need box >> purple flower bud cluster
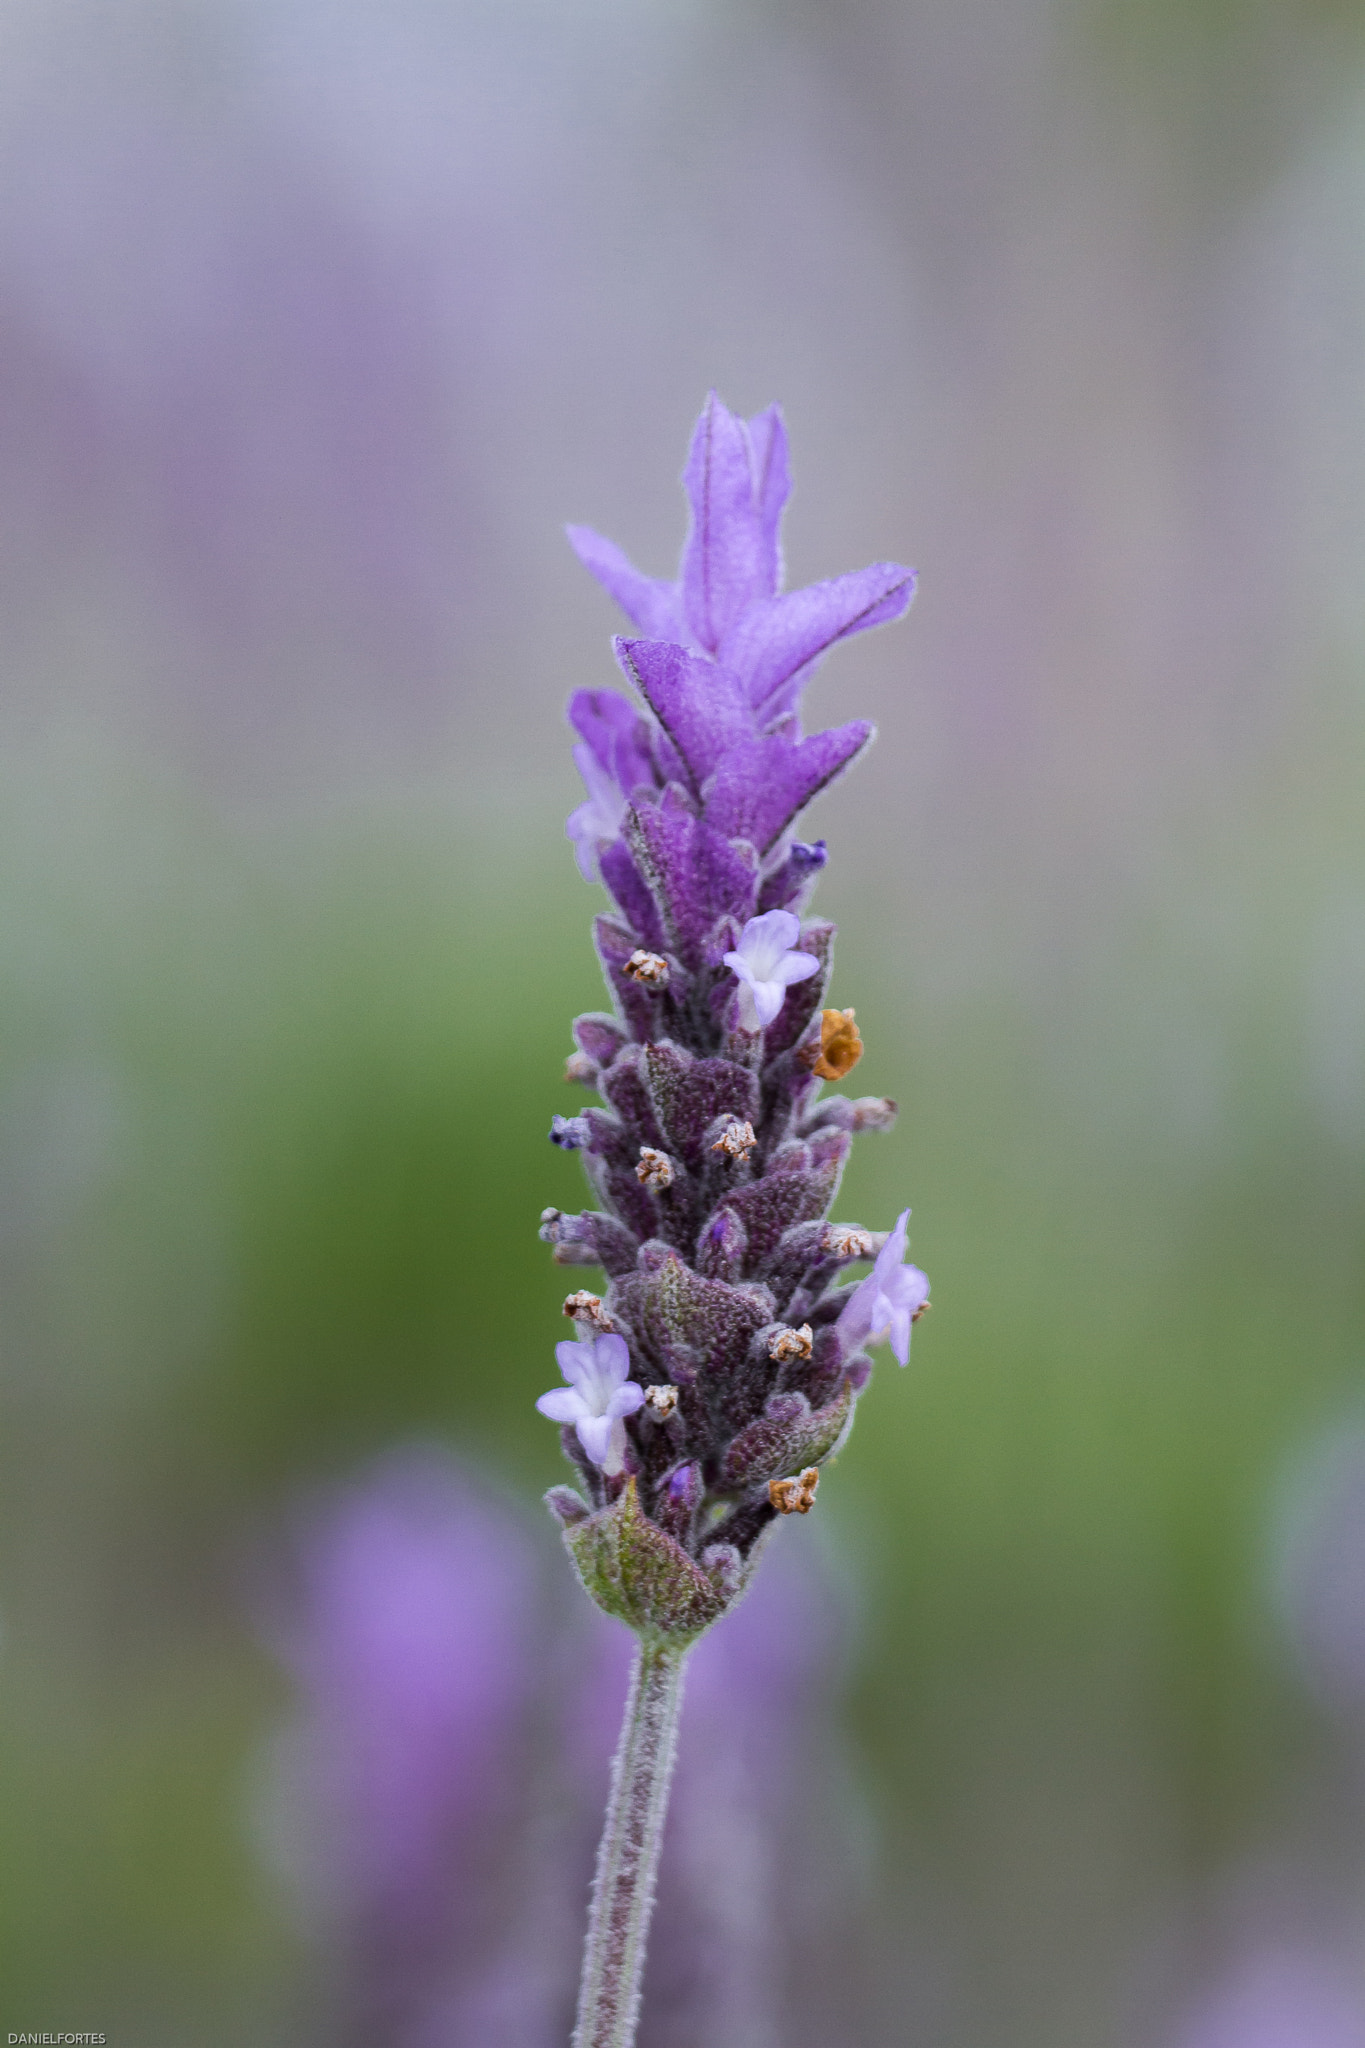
[538,394,927,1636]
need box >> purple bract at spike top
[539,391,927,1637]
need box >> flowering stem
[573,1636,689,2048]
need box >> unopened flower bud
[808,1007,863,1081]
[823,1223,878,1260]
[696,1204,747,1282]
[701,1542,744,1601]
[653,1458,702,1545]
[851,1095,898,1132]
[623,949,670,989]
[769,1467,821,1515]
[544,1484,591,1528]
[563,1050,597,1086]
[636,1146,675,1189]
[644,1383,679,1419]
[563,1289,614,1330]
[550,1114,591,1149]
[768,1323,813,1364]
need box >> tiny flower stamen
[810,1007,863,1081]
[563,1050,597,1086]
[768,1323,813,1364]
[624,949,670,989]
[563,1289,614,1331]
[644,1384,679,1419]
[636,1146,675,1189]
[823,1223,878,1260]
[711,1119,757,1162]
[769,1467,820,1515]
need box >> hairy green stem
[573,1637,689,2048]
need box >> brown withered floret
[623,949,670,989]
[768,1322,814,1364]
[636,1146,675,1190]
[769,1467,821,1515]
[644,1383,679,1420]
[823,1223,878,1260]
[810,1006,863,1081]
[711,1119,757,1163]
[563,1289,614,1330]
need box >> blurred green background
[2,0,1365,2042]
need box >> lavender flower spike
[836,1207,930,1365]
[538,1332,645,1476]
[724,909,821,1030]
[547,394,922,2048]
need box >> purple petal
[836,1273,876,1354]
[680,393,776,654]
[703,721,874,853]
[886,1304,913,1367]
[592,1332,633,1384]
[598,837,666,949]
[738,908,801,967]
[873,1209,911,1286]
[575,1413,615,1467]
[625,788,760,965]
[568,688,658,800]
[605,1381,646,1421]
[775,951,821,988]
[614,637,751,790]
[566,524,683,642]
[536,1387,584,1423]
[566,744,626,874]
[566,799,610,883]
[554,1336,597,1387]
[749,975,788,1030]
[721,563,917,721]
[746,403,791,590]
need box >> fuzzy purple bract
[540,393,926,1644]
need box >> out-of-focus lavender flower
[256,1446,868,2048]
[255,1447,562,2046]
[1275,1423,1365,1715]
[723,908,822,1031]
[537,1332,645,1475]
[836,1208,930,1366]
[1170,1943,1365,2048]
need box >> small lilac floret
[566,741,629,882]
[537,1331,645,1475]
[723,909,820,1032]
[836,1208,929,1366]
